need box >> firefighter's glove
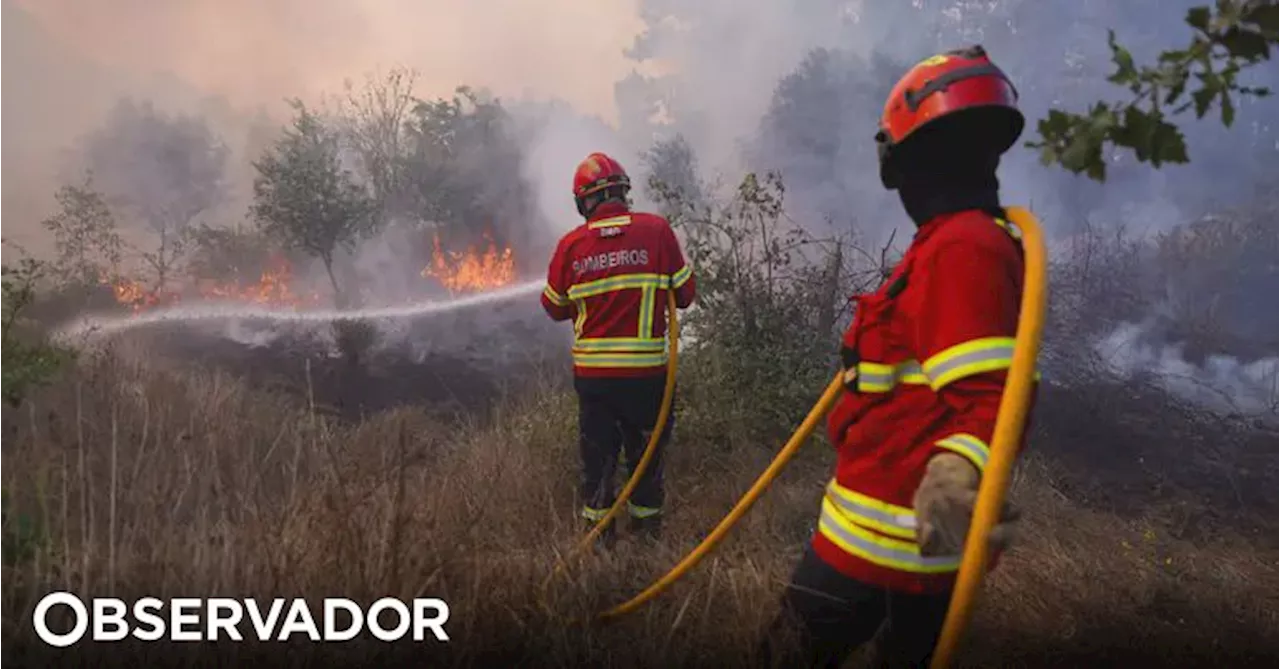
[912,453,1019,558]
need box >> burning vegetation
[98,232,519,315]
[100,255,322,313]
[422,232,517,295]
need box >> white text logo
[32,592,450,646]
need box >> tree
[1032,0,1277,181]
[40,175,124,287]
[1,255,73,407]
[334,67,419,224]
[184,223,277,286]
[640,134,708,220]
[81,99,230,290]
[748,48,905,232]
[251,100,377,308]
[401,87,534,255]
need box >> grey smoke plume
[1094,320,1279,421]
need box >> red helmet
[876,45,1024,189]
[573,152,631,216]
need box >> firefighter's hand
[912,453,1019,558]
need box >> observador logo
[32,592,450,646]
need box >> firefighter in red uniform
[758,46,1038,668]
[541,152,696,547]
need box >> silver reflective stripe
[825,483,918,534]
[818,511,960,571]
[925,344,1014,384]
[936,433,990,469]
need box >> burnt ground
[70,297,1280,536]
[86,297,575,423]
[1030,378,1278,541]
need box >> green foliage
[331,73,537,269]
[654,171,888,442]
[1032,0,1277,181]
[40,176,124,287]
[251,99,378,304]
[1,257,74,407]
[641,134,707,220]
[184,223,277,284]
[401,87,531,249]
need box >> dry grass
[2,343,1276,668]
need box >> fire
[102,277,179,313]
[102,255,321,313]
[421,232,516,294]
[195,256,321,308]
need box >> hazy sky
[11,0,650,119]
[1,0,666,252]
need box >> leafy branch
[1031,0,1277,181]
[1,255,74,407]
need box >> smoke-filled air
[2,0,1276,666]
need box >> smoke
[1,0,647,251]
[6,0,1277,413]
[1094,320,1279,421]
[509,100,644,239]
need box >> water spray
[54,279,546,342]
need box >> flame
[421,233,516,294]
[102,255,321,313]
[100,276,179,313]
[195,255,321,307]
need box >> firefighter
[540,152,696,548]
[757,46,1039,668]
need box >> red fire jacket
[541,202,696,378]
[812,208,1039,595]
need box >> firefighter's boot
[628,514,662,543]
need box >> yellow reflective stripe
[935,433,990,472]
[825,480,917,540]
[671,264,692,289]
[564,271,682,362]
[567,273,665,299]
[587,215,632,229]
[543,284,569,307]
[818,498,960,573]
[847,360,930,393]
[573,297,587,337]
[582,506,608,521]
[638,285,656,337]
[573,351,667,368]
[923,337,1016,390]
[574,337,666,352]
[628,502,661,519]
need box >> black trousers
[574,375,673,521]
[757,546,953,669]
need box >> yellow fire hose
[593,205,1047,669]
[540,290,680,594]
[598,371,845,620]
[929,206,1047,667]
